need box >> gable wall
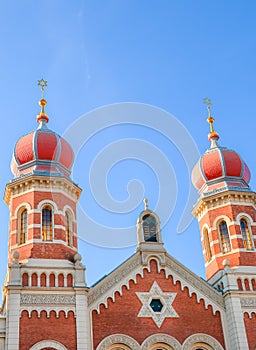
[91,260,225,349]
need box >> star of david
[37,78,48,89]
[136,281,178,328]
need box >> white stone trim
[136,281,178,328]
[182,333,224,350]
[235,213,254,225]
[13,202,32,216]
[76,291,90,350]
[5,292,20,350]
[10,186,79,201]
[89,252,224,315]
[224,295,249,350]
[141,333,181,350]
[96,334,140,350]
[63,205,76,218]
[30,340,68,350]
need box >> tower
[2,80,89,350]
[192,100,256,349]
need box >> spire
[37,78,49,124]
[143,198,149,211]
[203,98,219,147]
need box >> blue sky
[0,1,256,287]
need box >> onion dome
[192,99,251,196]
[11,79,74,178]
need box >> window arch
[240,218,253,250]
[19,208,28,245]
[219,220,231,253]
[142,214,157,242]
[203,228,212,262]
[42,205,53,241]
[65,211,73,246]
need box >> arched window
[203,228,212,262]
[240,219,253,250]
[42,205,53,241]
[19,209,28,245]
[219,220,231,253]
[142,214,157,242]
[65,211,72,246]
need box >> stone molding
[96,334,140,350]
[96,333,224,350]
[5,175,81,205]
[29,340,68,350]
[193,191,256,220]
[141,334,181,350]
[21,294,76,305]
[182,333,224,350]
[241,297,256,310]
[89,252,224,314]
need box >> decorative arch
[29,340,67,350]
[182,333,224,350]
[141,334,181,350]
[212,215,231,230]
[96,334,140,350]
[236,212,253,225]
[14,202,31,216]
[37,199,58,212]
[62,205,75,219]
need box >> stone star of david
[136,281,178,328]
[37,78,48,89]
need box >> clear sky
[0,1,256,288]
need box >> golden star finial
[36,78,49,124]
[37,78,48,99]
[203,98,219,143]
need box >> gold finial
[37,78,49,123]
[143,198,149,210]
[203,98,219,142]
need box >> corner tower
[2,80,89,350]
[192,99,256,281]
[5,79,81,263]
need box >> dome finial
[203,98,219,145]
[143,198,149,211]
[37,78,49,124]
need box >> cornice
[4,175,82,205]
[88,250,224,314]
[193,190,256,219]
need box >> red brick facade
[19,310,77,350]
[92,260,225,349]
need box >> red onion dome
[11,95,74,178]
[192,145,251,193]
[192,101,251,195]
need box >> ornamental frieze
[240,297,256,308]
[20,294,76,305]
